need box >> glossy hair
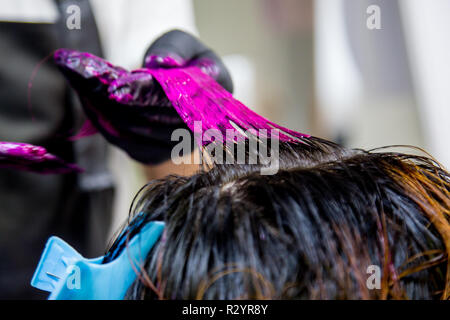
[105,137,450,299]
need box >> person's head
[105,137,450,299]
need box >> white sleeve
[0,0,58,23]
[90,0,198,69]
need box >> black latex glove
[55,29,233,164]
[143,29,233,93]
[0,141,82,174]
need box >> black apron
[0,0,114,299]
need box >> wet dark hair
[104,137,450,299]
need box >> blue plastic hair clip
[30,221,164,300]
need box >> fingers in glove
[143,29,233,93]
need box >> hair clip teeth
[30,236,82,293]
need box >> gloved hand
[0,142,82,174]
[55,29,233,165]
